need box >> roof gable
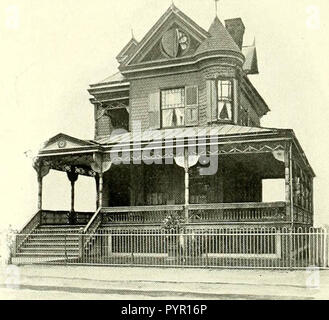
[41,133,96,152]
[122,4,209,67]
[116,38,139,64]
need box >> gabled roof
[116,37,139,64]
[194,16,242,56]
[123,4,209,67]
[40,133,98,154]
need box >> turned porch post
[91,153,111,209]
[184,150,189,222]
[95,175,100,210]
[67,169,79,212]
[98,171,103,208]
[284,142,294,229]
[174,149,199,223]
[37,173,43,211]
[33,160,50,212]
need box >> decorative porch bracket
[174,150,199,222]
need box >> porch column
[37,173,43,211]
[95,175,100,210]
[184,151,189,222]
[174,150,199,223]
[33,160,50,211]
[98,172,103,208]
[91,153,112,209]
[67,169,79,212]
[285,143,294,228]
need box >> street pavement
[0,264,328,300]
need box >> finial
[131,28,135,40]
[171,0,175,8]
[252,37,256,46]
[214,0,219,17]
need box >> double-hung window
[161,88,185,128]
[217,80,233,121]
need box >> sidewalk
[0,265,328,300]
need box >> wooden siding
[240,91,261,126]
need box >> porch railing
[40,210,94,225]
[294,205,313,225]
[100,202,287,225]
[81,208,103,258]
[15,210,42,252]
[189,202,287,223]
[101,205,184,225]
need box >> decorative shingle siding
[95,105,113,138]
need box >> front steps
[13,225,85,264]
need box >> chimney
[225,18,245,49]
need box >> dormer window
[217,79,233,121]
[161,88,185,127]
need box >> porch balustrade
[37,202,313,227]
[100,202,291,225]
[101,205,184,225]
[293,205,313,225]
[40,210,94,225]
[189,202,287,223]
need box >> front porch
[29,126,314,231]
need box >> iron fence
[10,227,329,269]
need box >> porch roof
[36,125,315,177]
[96,124,276,145]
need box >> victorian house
[13,4,315,265]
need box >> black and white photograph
[0,0,329,303]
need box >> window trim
[160,87,186,129]
[216,77,235,123]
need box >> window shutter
[185,86,198,126]
[206,79,217,123]
[148,91,160,129]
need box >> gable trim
[121,52,244,75]
[41,133,98,151]
[125,6,209,67]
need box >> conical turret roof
[195,16,241,56]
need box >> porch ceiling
[221,153,284,179]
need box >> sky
[0,0,328,229]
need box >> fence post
[205,233,208,268]
[324,226,329,268]
[289,228,294,269]
[131,233,134,265]
[79,234,84,261]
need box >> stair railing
[15,210,42,252]
[80,207,102,258]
